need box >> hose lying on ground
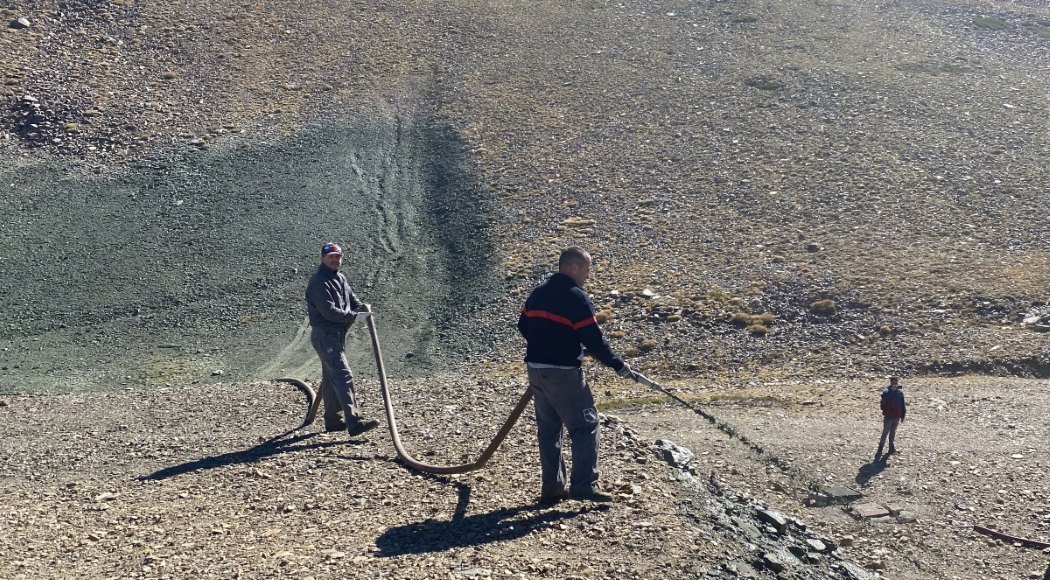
[973,524,1050,549]
[276,309,533,475]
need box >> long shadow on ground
[141,431,351,481]
[375,503,605,556]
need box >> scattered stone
[756,508,789,533]
[10,17,31,29]
[650,439,694,469]
[806,538,828,553]
[896,511,918,524]
[760,547,800,573]
[852,502,891,519]
[824,485,863,504]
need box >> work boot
[538,488,569,506]
[324,419,347,433]
[887,446,897,455]
[347,418,380,437]
[571,486,615,503]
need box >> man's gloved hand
[355,310,372,321]
[616,362,637,380]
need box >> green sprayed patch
[973,16,1011,31]
[733,15,759,24]
[895,62,971,75]
[1025,24,1050,40]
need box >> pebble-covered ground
[1,0,1048,578]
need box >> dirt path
[619,376,1050,579]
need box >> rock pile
[623,422,878,579]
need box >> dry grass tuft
[595,309,613,323]
[810,299,837,316]
[746,324,770,336]
[731,312,751,326]
[752,312,775,326]
[639,338,658,352]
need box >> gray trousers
[877,417,901,455]
[527,366,600,496]
[310,327,361,427]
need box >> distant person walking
[517,247,637,504]
[305,242,380,437]
[875,376,906,459]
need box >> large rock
[756,508,790,533]
[649,439,694,469]
[852,502,891,519]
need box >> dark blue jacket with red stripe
[517,272,626,371]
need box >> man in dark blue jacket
[875,376,906,459]
[518,247,636,503]
[306,242,380,438]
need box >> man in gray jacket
[306,242,380,437]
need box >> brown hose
[275,309,533,475]
[274,376,320,429]
[973,524,1050,549]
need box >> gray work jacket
[305,263,363,333]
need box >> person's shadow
[140,429,352,481]
[375,499,604,556]
[855,455,889,487]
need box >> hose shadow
[375,503,603,557]
[399,469,474,521]
[140,429,348,481]
[640,382,816,487]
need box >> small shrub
[810,299,837,316]
[639,339,658,352]
[747,324,770,336]
[733,15,758,24]
[624,346,641,357]
[609,330,625,339]
[595,309,613,323]
[731,312,752,326]
[878,325,892,336]
[666,314,682,322]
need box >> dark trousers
[310,327,361,427]
[527,366,600,496]
[876,417,901,456]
